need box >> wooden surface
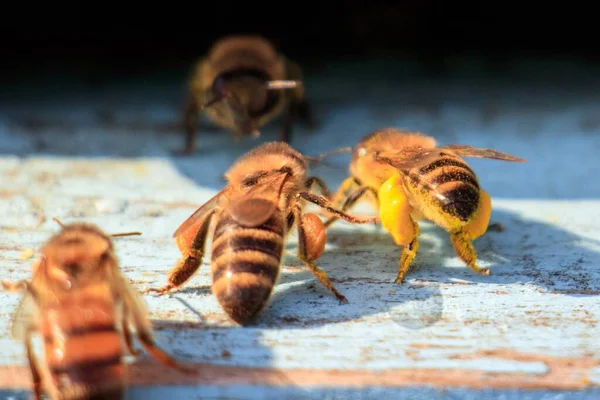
[0,61,599,399]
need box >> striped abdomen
[210,210,285,325]
[41,293,125,399]
[409,155,480,222]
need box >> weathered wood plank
[0,157,598,392]
[0,71,599,398]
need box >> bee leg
[182,96,200,155]
[2,282,44,399]
[451,189,493,276]
[300,213,327,261]
[305,176,331,198]
[122,289,196,374]
[324,186,373,228]
[396,223,420,284]
[294,204,347,304]
[321,177,377,227]
[298,191,378,225]
[135,331,196,374]
[488,222,504,232]
[145,213,214,295]
[25,328,43,400]
[121,305,141,357]
[1,280,41,303]
[283,98,314,135]
[122,320,141,357]
[283,56,315,129]
[145,250,205,295]
[1,279,30,292]
[450,231,490,276]
[377,176,421,284]
[294,98,315,128]
[330,177,358,207]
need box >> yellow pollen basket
[377,175,415,246]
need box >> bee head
[41,224,113,289]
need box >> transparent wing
[439,145,527,162]
[112,265,197,373]
[172,188,230,239]
[375,144,526,171]
[112,266,153,336]
[374,147,445,171]
[228,171,288,227]
[10,289,38,340]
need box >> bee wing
[374,147,445,171]
[438,145,527,162]
[172,187,231,239]
[7,261,47,340]
[228,171,289,227]
[111,267,153,335]
[9,288,39,340]
[375,144,526,172]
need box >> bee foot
[337,296,349,305]
[1,279,27,292]
[144,286,173,296]
[488,223,504,232]
[130,348,142,357]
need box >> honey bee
[182,35,312,154]
[2,218,193,400]
[324,128,526,283]
[146,142,377,325]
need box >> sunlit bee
[182,35,312,154]
[325,128,526,283]
[2,219,193,400]
[147,142,377,325]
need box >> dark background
[2,3,598,84]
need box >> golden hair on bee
[181,35,314,154]
[325,127,526,283]
[2,219,193,400]
[147,141,377,325]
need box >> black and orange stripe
[210,210,285,325]
[410,154,481,221]
[41,295,126,399]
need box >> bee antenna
[110,231,142,238]
[266,80,302,90]
[304,147,353,171]
[306,147,353,163]
[52,217,66,229]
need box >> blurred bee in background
[182,35,313,154]
[2,219,193,400]
[324,128,526,283]
[147,142,377,325]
